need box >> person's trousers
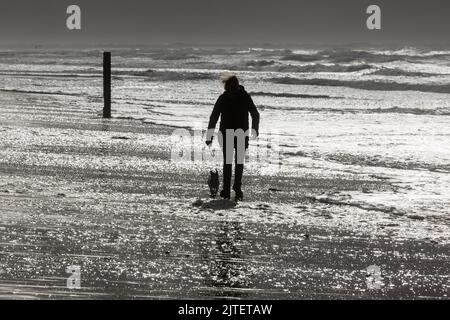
[220,131,249,192]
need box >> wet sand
[0,91,448,299]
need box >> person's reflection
[203,220,250,298]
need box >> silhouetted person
[206,75,260,201]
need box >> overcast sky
[0,0,449,46]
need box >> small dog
[207,169,219,198]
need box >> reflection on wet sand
[202,220,249,299]
[194,199,251,298]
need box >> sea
[1,45,450,234]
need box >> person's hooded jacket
[207,85,260,140]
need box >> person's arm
[206,96,222,145]
[248,95,260,137]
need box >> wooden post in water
[103,52,111,118]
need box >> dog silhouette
[208,169,219,198]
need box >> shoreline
[0,91,448,299]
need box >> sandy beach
[0,89,448,299]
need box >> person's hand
[251,130,259,140]
[205,139,213,146]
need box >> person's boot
[233,186,243,202]
[220,189,231,200]
[233,163,244,201]
[221,162,232,200]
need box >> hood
[224,85,247,98]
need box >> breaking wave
[369,68,445,77]
[0,88,82,96]
[245,60,277,67]
[249,92,340,99]
[281,53,323,62]
[269,77,450,94]
[258,63,372,73]
[124,69,216,81]
[281,49,450,64]
[286,63,372,73]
